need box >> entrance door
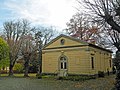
[59,56,68,76]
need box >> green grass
[0,74,115,90]
[0,73,36,77]
[0,73,55,79]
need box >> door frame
[58,55,68,76]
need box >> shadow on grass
[0,73,37,79]
[0,73,56,80]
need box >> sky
[0,0,78,31]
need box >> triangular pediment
[43,34,88,49]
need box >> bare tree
[34,26,56,78]
[18,20,38,77]
[3,20,28,76]
[34,31,42,78]
[79,0,120,89]
[3,19,56,77]
[102,29,120,49]
[66,12,101,44]
[21,26,56,77]
[21,34,37,77]
[80,0,120,33]
[36,26,56,46]
[94,27,120,54]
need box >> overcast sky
[0,0,78,31]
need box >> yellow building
[42,34,112,76]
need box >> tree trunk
[8,59,16,76]
[37,64,42,75]
[24,57,29,77]
[9,64,14,76]
[36,46,42,75]
[36,46,42,79]
[24,65,29,77]
[115,68,120,89]
[105,16,120,33]
[115,50,120,89]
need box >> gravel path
[0,75,115,90]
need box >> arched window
[60,56,67,69]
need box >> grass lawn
[0,73,36,77]
[0,74,115,90]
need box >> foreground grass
[0,74,115,90]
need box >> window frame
[91,57,94,69]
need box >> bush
[98,71,104,77]
[13,63,24,73]
[28,65,38,73]
[57,75,96,81]
[0,70,8,74]
[36,74,42,79]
